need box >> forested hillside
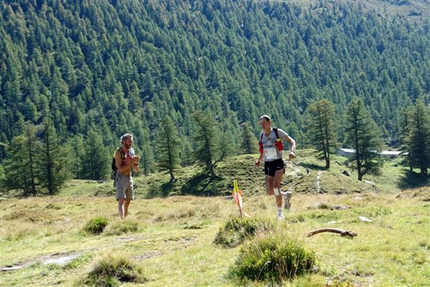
[1,0,429,181]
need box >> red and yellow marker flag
[232,180,250,218]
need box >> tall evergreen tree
[344,98,383,181]
[81,129,110,180]
[38,117,71,194]
[240,122,259,155]
[404,99,430,177]
[192,111,226,180]
[3,123,40,196]
[3,135,34,196]
[306,99,337,169]
[181,139,193,167]
[65,134,86,179]
[157,115,181,181]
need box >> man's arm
[284,135,296,159]
[132,156,140,172]
[255,152,264,166]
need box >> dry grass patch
[0,177,428,287]
[77,253,147,286]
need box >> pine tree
[404,99,430,177]
[306,99,337,169]
[65,134,86,179]
[3,123,41,196]
[81,129,110,180]
[38,117,71,194]
[344,98,383,181]
[157,115,181,181]
[240,122,259,155]
[192,111,227,180]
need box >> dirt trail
[316,171,321,193]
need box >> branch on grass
[307,228,357,238]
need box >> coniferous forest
[0,0,429,192]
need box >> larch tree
[38,117,71,195]
[306,99,337,169]
[192,111,227,180]
[344,98,383,181]
[157,115,181,182]
[3,123,40,196]
[404,99,430,177]
[65,134,85,179]
[240,122,259,155]
[81,129,110,180]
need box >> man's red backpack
[259,128,284,154]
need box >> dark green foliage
[403,99,430,177]
[344,99,384,181]
[65,135,85,179]
[240,122,259,155]
[81,254,147,286]
[3,125,40,196]
[0,0,429,187]
[213,216,274,248]
[38,117,71,194]
[2,120,71,196]
[230,235,316,284]
[81,129,110,180]
[306,99,338,169]
[156,115,181,181]
[192,111,227,180]
[83,216,109,235]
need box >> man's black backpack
[111,148,125,178]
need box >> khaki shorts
[115,173,134,200]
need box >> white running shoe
[282,191,292,209]
[277,210,284,220]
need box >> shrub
[80,254,147,286]
[83,216,109,235]
[229,234,316,284]
[104,220,140,235]
[213,216,273,248]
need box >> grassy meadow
[0,152,429,286]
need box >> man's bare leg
[118,198,125,219]
[124,200,131,218]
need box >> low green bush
[104,220,140,235]
[79,254,147,286]
[230,234,316,284]
[214,217,274,248]
[213,216,274,248]
[83,216,109,235]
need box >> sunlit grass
[1,152,428,286]
[1,191,428,286]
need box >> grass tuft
[78,254,147,286]
[103,220,140,236]
[83,216,109,235]
[213,216,274,248]
[229,233,316,284]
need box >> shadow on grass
[299,163,327,171]
[180,173,226,196]
[397,170,429,189]
[159,181,174,197]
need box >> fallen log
[307,228,357,238]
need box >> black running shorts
[264,158,285,177]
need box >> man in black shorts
[255,115,296,220]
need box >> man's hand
[288,151,296,160]
[132,156,140,164]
